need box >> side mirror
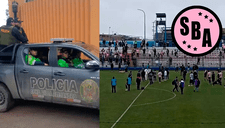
[85,60,99,70]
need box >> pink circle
[174,8,220,54]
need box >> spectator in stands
[143,47,146,56]
[127,58,130,67]
[166,49,169,57]
[148,49,151,58]
[133,39,137,48]
[103,40,106,47]
[169,56,172,67]
[136,48,139,57]
[153,47,156,58]
[197,57,200,65]
[146,41,149,49]
[175,50,178,57]
[125,44,128,54]
[111,62,114,71]
[133,57,137,67]
[109,40,112,47]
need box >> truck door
[15,46,53,102]
[52,46,99,108]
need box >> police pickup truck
[0,39,99,112]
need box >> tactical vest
[0,25,18,45]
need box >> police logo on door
[80,79,99,103]
[171,6,222,56]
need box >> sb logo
[172,6,222,56]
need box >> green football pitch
[100,70,225,128]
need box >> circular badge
[80,79,99,103]
[171,6,222,56]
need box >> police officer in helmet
[11,18,28,44]
[0,17,18,50]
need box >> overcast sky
[100,0,225,39]
[0,0,8,26]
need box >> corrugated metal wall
[8,0,99,48]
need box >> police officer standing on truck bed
[11,19,28,44]
[0,17,18,50]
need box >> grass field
[100,70,225,128]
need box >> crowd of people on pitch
[111,66,224,95]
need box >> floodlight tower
[155,13,166,44]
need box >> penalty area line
[110,82,150,128]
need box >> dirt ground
[0,100,99,128]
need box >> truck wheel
[0,84,14,112]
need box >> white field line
[132,88,176,107]
[110,82,150,128]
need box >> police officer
[0,17,18,50]
[11,19,28,44]
[25,48,48,66]
[58,48,69,68]
[72,51,85,69]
